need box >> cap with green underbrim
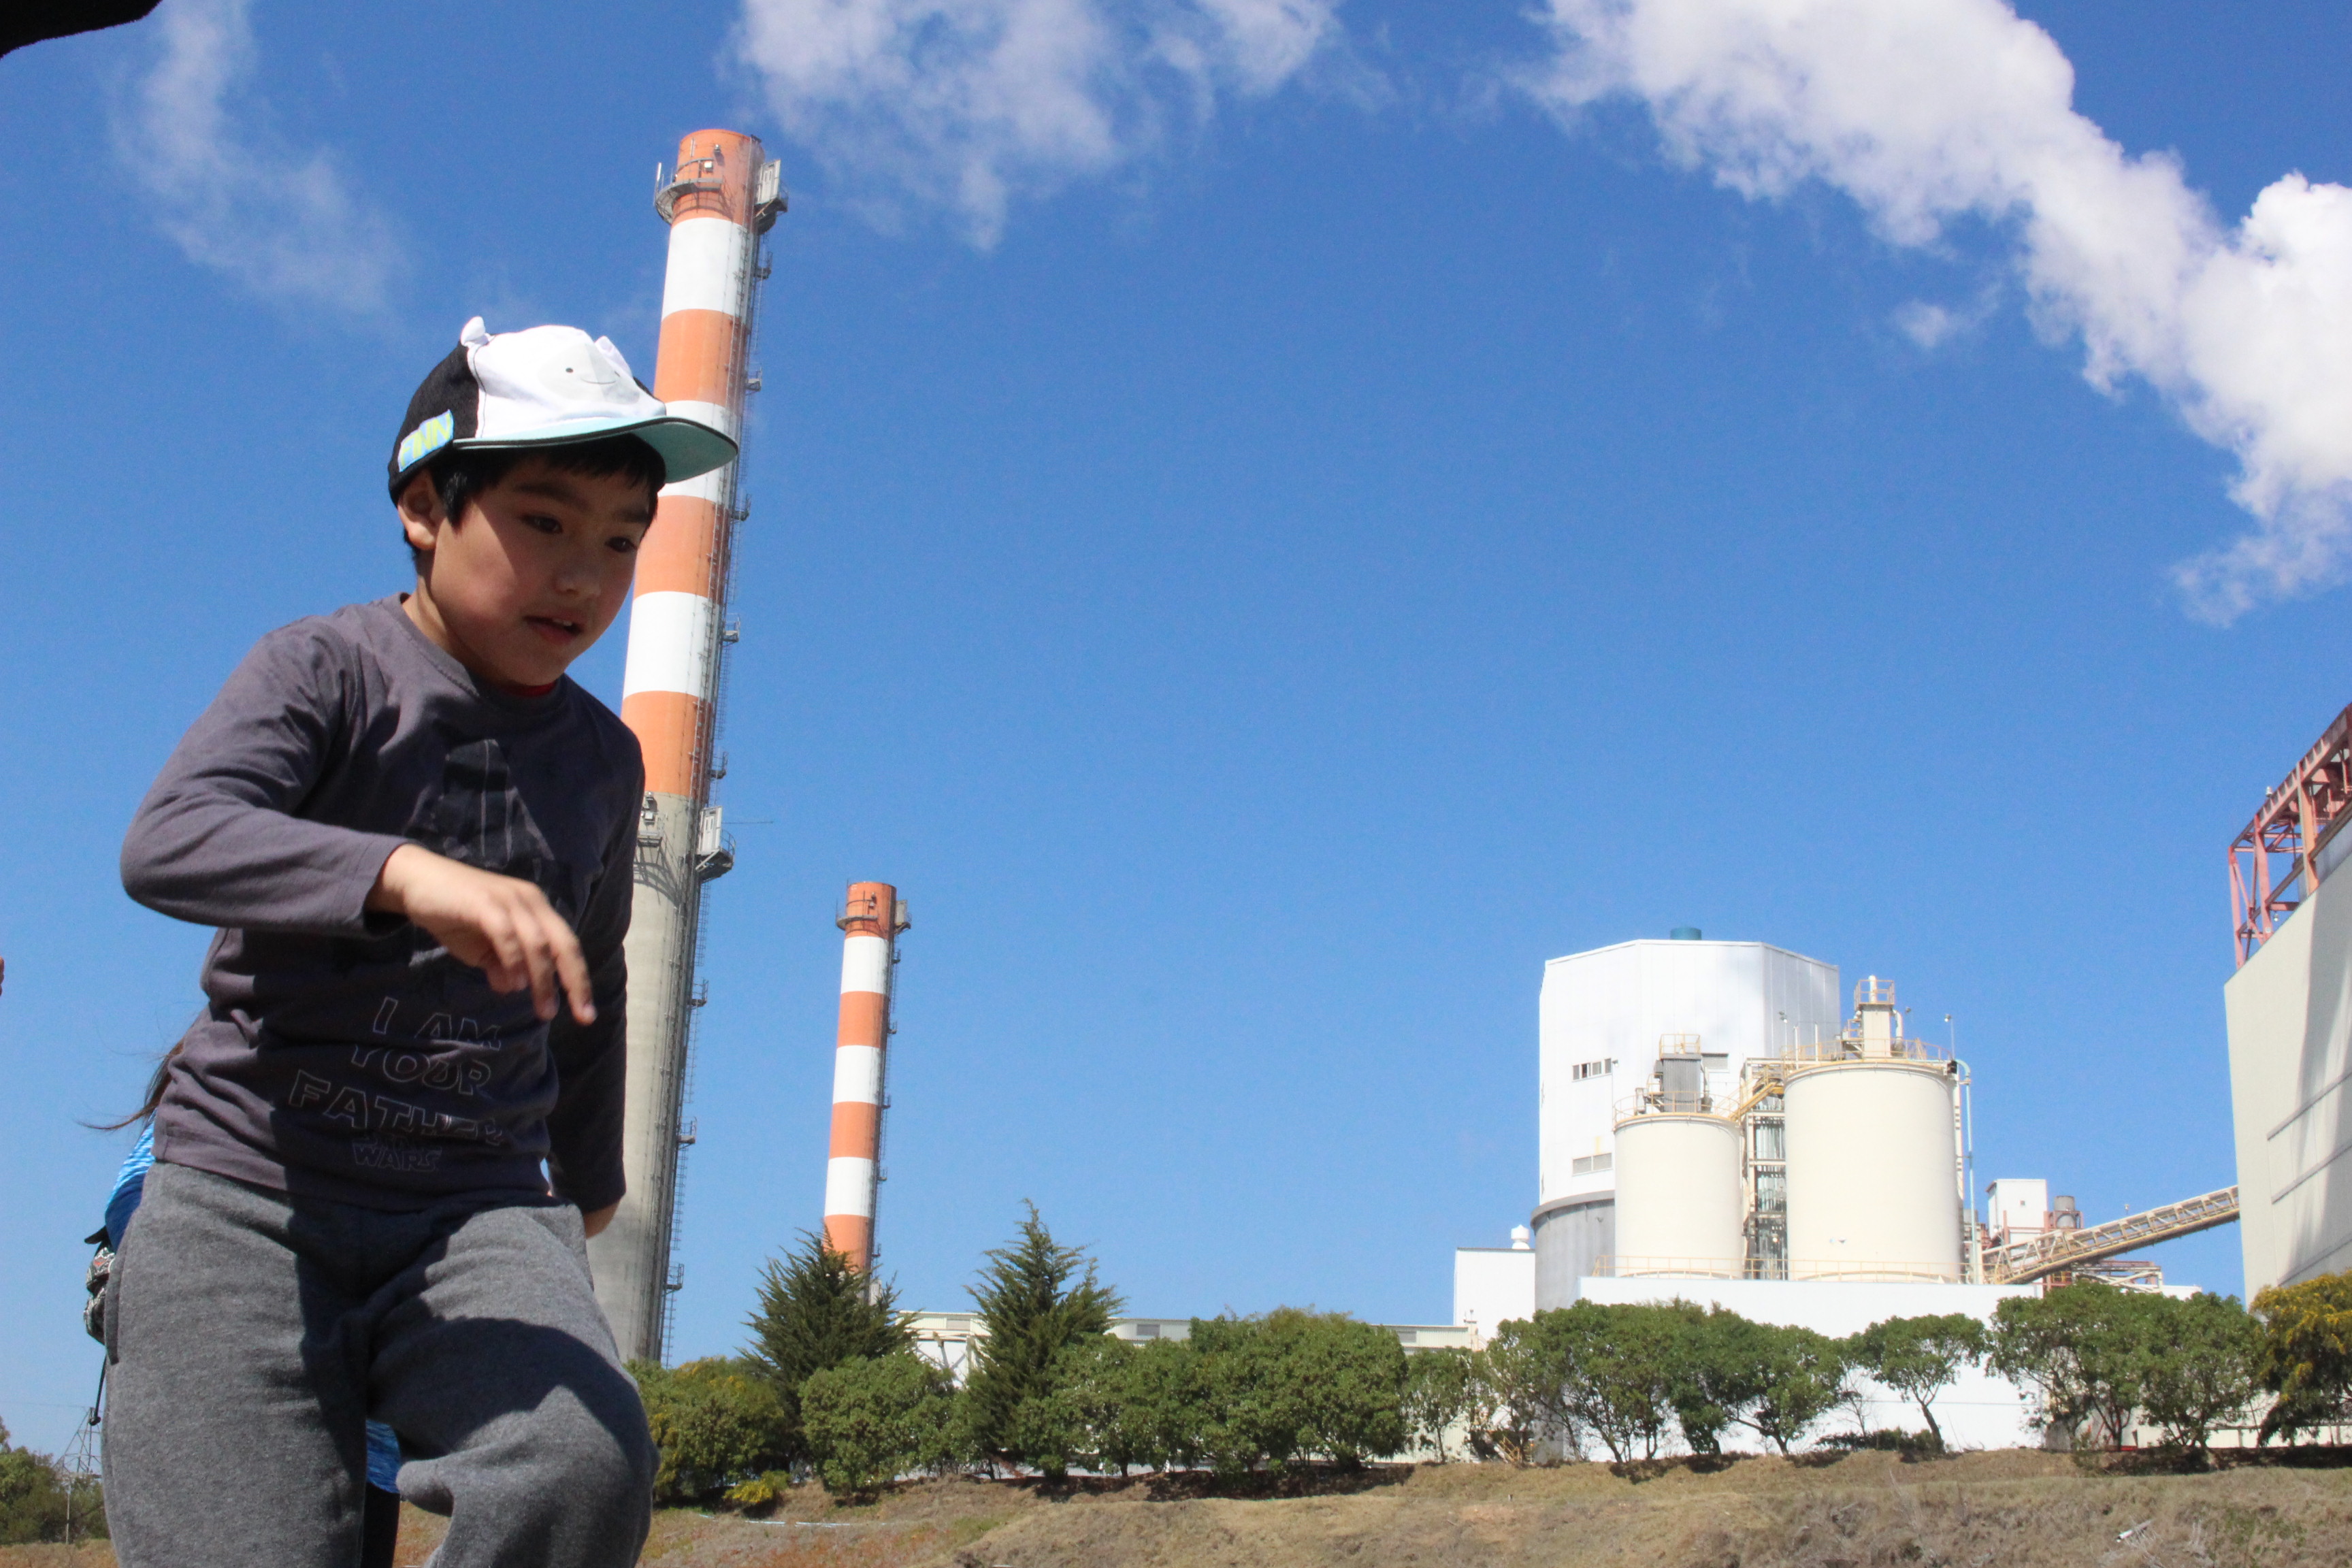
[387,316,738,499]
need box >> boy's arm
[543,798,637,1215]
[125,621,597,1024]
[122,623,408,934]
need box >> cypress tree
[742,1230,912,1462]
[966,1203,1124,1473]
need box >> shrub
[1480,1306,1854,1462]
[2136,1292,2261,1455]
[800,1352,964,1501]
[1989,1281,2160,1448]
[0,1421,103,1545]
[1188,1309,1408,1473]
[1403,1347,1490,1462]
[1032,1334,1179,1477]
[2252,1269,2352,1444]
[1116,1337,1205,1473]
[1663,1303,1763,1456]
[1537,1301,1685,1461]
[1849,1313,1988,1452]
[1735,1321,1853,1454]
[631,1358,793,1502]
[1477,1318,1569,1463]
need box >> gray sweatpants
[103,1161,655,1568]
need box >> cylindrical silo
[1612,1111,1744,1276]
[1784,1060,1961,1281]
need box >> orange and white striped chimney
[587,129,783,1364]
[825,882,909,1273]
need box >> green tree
[1477,1318,1572,1463]
[965,1205,1123,1475]
[1118,1337,1205,1472]
[1989,1281,2163,1448]
[1187,1310,1407,1472]
[1024,1335,1162,1477]
[742,1231,911,1465]
[1850,1313,1988,1452]
[2252,1270,2352,1443]
[800,1353,964,1501]
[630,1358,793,1503]
[1735,1322,1852,1454]
[0,1418,100,1546]
[1664,1305,1763,1457]
[1475,1303,1687,1462]
[1403,1348,1490,1461]
[1554,1301,1682,1461]
[2137,1292,2261,1456]
[1277,1311,1409,1467]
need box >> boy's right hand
[368,845,595,1025]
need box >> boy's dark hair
[402,434,667,566]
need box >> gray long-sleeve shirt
[122,597,642,1211]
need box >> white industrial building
[2226,819,2352,1292]
[1456,930,2078,1452]
[1477,932,1981,1312]
[1530,933,1844,1306]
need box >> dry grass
[909,1452,2352,1568]
[10,1452,2349,1568]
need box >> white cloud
[112,0,402,316]
[1892,285,1997,350]
[1525,0,2352,622]
[732,0,1345,246]
[1892,301,1961,350]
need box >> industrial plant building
[1458,928,2248,1451]
[1530,935,1844,1303]
[2225,701,2352,1294]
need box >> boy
[103,317,736,1567]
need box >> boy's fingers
[551,919,595,1026]
[418,870,590,1023]
[510,886,594,1026]
[482,907,533,998]
[515,904,562,1021]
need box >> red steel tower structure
[2230,700,2352,966]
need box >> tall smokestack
[588,129,782,1363]
[826,882,908,1273]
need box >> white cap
[389,316,738,495]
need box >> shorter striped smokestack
[825,882,907,1273]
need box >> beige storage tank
[1784,1058,1961,1281]
[1612,1110,1744,1276]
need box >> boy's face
[399,456,653,692]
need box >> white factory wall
[1454,1246,1537,1337]
[2227,845,2352,1291]
[1577,1277,2044,1452]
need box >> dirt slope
[11,1451,2350,1568]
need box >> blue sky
[3,0,2349,1450]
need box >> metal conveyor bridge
[1982,1186,2240,1286]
